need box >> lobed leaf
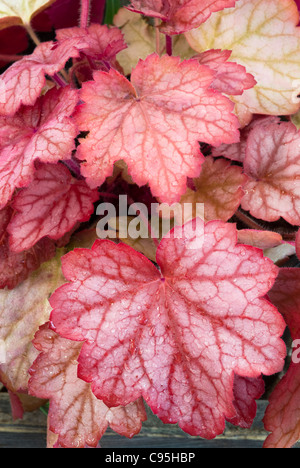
[0,251,65,393]
[264,269,300,448]
[0,206,56,289]
[186,0,300,125]
[212,116,280,163]
[127,0,237,35]
[56,24,127,68]
[195,49,256,96]
[0,86,78,208]
[241,121,300,225]
[75,53,240,204]
[50,219,285,439]
[7,163,99,252]
[29,324,147,448]
[229,375,265,429]
[0,38,86,116]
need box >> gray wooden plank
[0,394,298,448]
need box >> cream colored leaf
[186,0,300,125]
[0,250,65,393]
[0,0,55,27]
[114,8,194,75]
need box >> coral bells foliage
[1,0,300,450]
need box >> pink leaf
[7,163,99,253]
[0,38,86,116]
[264,269,300,448]
[212,116,281,163]
[29,324,147,448]
[50,219,285,439]
[241,122,300,225]
[127,0,237,34]
[0,206,55,290]
[0,86,79,209]
[56,24,127,65]
[196,49,256,96]
[228,375,265,429]
[75,54,239,204]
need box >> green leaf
[104,0,121,24]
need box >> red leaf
[7,163,99,253]
[127,0,237,34]
[264,269,300,448]
[50,219,285,439]
[56,24,127,65]
[0,206,55,290]
[0,38,85,116]
[241,122,300,225]
[0,86,78,209]
[196,49,256,96]
[228,375,265,429]
[29,324,147,448]
[76,54,239,203]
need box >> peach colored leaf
[113,8,194,75]
[186,0,300,125]
[237,230,283,251]
[127,0,237,35]
[0,0,56,29]
[7,163,99,253]
[195,49,256,96]
[0,38,85,116]
[241,122,300,225]
[29,324,147,448]
[56,24,127,67]
[264,269,300,448]
[0,251,65,393]
[177,156,247,222]
[0,205,55,289]
[0,86,78,209]
[75,54,240,204]
[50,219,285,439]
[228,375,265,429]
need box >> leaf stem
[154,19,161,55]
[80,0,91,29]
[166,35,173,56]
[24,23,41,46]
[0,54,24,62]
[235,209,264,231]
[51,73,68,88]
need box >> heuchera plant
[1,0,300,449]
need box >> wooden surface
[1,394,295,449]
